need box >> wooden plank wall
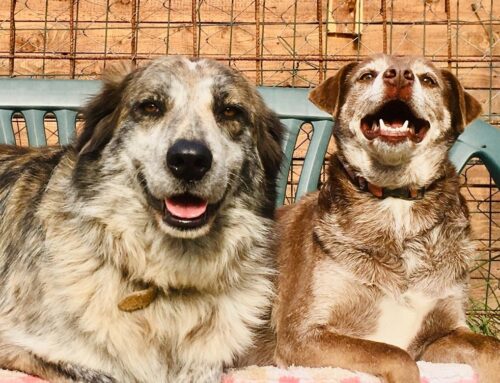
[0,0,498,334]
[0,1,497,113]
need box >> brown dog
[273,55,500,383]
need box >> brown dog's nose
[383,68,397,81]
[403,69,414,81]
[383,67,414,100]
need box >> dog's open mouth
[138,172,222,231]
[163,193,217,230]
[360,100,430,144]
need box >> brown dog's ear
[440,70,482,133]
[463,92,482,125]
[308,62,358,117]
[75,62,135,155]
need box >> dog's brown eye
[421,75,437,86]
[359,72,375,81]
[138,101,161,115]
[223,106,240,119]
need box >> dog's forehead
[127,56,248,102]
[357,55,437,75]
[137,56,236,88]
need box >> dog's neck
[338,158,427,200]
[338,142,450,190]
[324,153,455,206]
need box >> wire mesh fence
[0,0,498,335]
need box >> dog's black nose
[167,140,212,181]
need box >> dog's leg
[0,343,115,383]
[420,327,500,383]
[276,329,420,383]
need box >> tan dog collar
[118,286,159,312]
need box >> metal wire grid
[0,0,498,335]
[1,2,497,92]
[461,160,499,336]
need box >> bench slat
[0,110,14,145]
[276,119,303,205]
[23,110,47,147]
[295,120,334,201]
[54,110,79,146]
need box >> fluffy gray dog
[0,56,283,383]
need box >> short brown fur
[273,55,499,383]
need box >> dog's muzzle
[138,139,225,232]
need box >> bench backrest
[0,79,498,206]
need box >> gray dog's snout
[167,139,213,182]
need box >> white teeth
[377,118,411,137]
[373,121,380,132]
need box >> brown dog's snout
[383,67,414,101]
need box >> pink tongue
[165,198,208,219]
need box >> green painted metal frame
[0,79,498,207]
[0,79,101,146]
[449,119,500,188]
[258,87,333,205]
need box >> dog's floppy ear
[256,107,284,183]
[308,62,358,117]
[441,70,482,133]
[75,62,135,155]
[254,104,284,212]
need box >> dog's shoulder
[275,191,322,260]
[0,145,68,207]
[274,191,328,322]
[0,144,67,179]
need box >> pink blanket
[222,362,478,383]
[0,362,478,383]
[0,370,46,383]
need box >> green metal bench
[0,79,499,207]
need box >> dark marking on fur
[75,69,139,155]
[33,355,116,383]
[409,301,460,359]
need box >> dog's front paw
[421,328,500,383]
[381,351,420,383]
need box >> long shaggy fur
[0,56,283,383]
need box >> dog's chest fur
[308,175,471,353]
